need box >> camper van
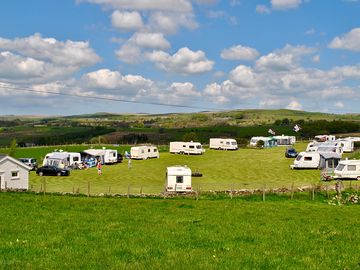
[43,151,81,169]
[209,138,238,150]
[130,145,159,160]
[334,160,360,180]
[166,166,192,192]
[169,142,204,155]
[273,135,296,145]
[291,151,341,170]
[249,137,277,148]
[82,148,118,164]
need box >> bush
[256,140,265,148]
[237,138,249,148]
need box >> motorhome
[249,137,277,148]
[314,135,336,142]
[165,166,192,192]
[209,138,238,150]
[334,159,360,180]
[130,145,159,160]
[169,142,204,155]
[291,151,341,170]
[273,135,296,145]
[43,151,81,169]
[82,148,118,164]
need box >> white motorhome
[336,139,354,153]
[82,148,117,164]
[273,135,296,145]
[43,151,81,169]
[209,138,238,150]
[314,135,336,142]
[291,152,341,170]
[334,160,360,180]
[169,141,204,155]
[165,166,192,192]
[130,145,159,160]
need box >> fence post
[262,185,266,202]
[0,178,2,192]
[43,179,46,195]
[140,186,143,195]
[312,185,315,201]
[108,186,111,194]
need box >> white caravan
[169,141,204,155]
[43,151,81,169]
[82,148,117,164]
[130,145,159,160]
[291,152,341,170]
[166,166,192,192]
[306,141,343,154]
[273,135,296,145]
[249,137,277,148]
[335,139,354,153]
[209,138,238,150]
[334,160,360,180]
[314,135,336,142]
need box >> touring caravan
[314,135,336,142]
[43,151,81,169]
[169,142,204,155]
[334,160,360,180]
[249,137,277,148]
[273,135,296,146]
[306,141,343,154]
[209,138,238,150]
[291,152,341,170]
[130,145,159,160]
[336,139,354,153]
[165,166,192,192]
[82,148,118,164]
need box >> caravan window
[196,145,202,149]
[73,157,79,162]
[226,142,230,145]
[231,142,237,145]
[336,164,345,171]
[296,155,302,161]
[304,156,312,161]
[348,165,357,171]
[176,176,183,183]
[189,145,195,149]
[148,149,151,152]
[154,148,157,152]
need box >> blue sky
[0,0,360,115]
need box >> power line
[0,84,220,111]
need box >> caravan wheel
[357,176,360,180]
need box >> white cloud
[329,28,360,52]
[77,0,193,13]
[229,65,256,88]
[170,82,200,96]
[111,11,144,31]
[129,32,170,49]
[0,33,100,67]
[256,5,271,14]
[221,45,259,61]
[312,55,320,62]
[271,0,302,10]
[146,47,214,75]
[335,102,344,108]
[286,100,302,110]
[116,44,142,64]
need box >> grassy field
[1,192,359,269]
[0,143,343,195]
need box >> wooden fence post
[43,179,46,195]
[140,186,143,195]
[312,185,315,201]
[108,186,111,194]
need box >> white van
[334,160,360,180]
[209,138,238,150]
[169,141,204,155]
[166,166,192,192]
[130,145,159,160]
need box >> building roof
[0,154,32,170]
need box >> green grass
[0,192,359,269]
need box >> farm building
[0,154,31,190]
[166,166,192,192]
[130,145,159,160]
[249,137,277,148]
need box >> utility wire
[0,84,220,111]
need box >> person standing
[97,160,102,175]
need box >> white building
[209,138,238,150]
[166,166,192,192]
[0,155,31,190]
[130,145,159,160]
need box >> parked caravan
[306,141,343,154]
[249,137,277,148]
[169,142,204,155]
[314,135,336,142]
[291,152,341,169]
[209,138,238,150]
[273,135,296,145]
[334,160,360,180]
[336,139,354,153]
[166,166,192,192]
[130,145,159,160]
[82,148,118,164]
[43,151,81,169]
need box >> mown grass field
[1,192,359,269]
[1,143,349,195]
